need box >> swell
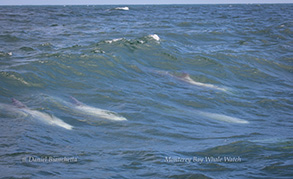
[1,32,290,92]
[0,34,160,89]
[1,33,291,118]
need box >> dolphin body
[151,69,227,92]
[197,110,249,124]
[175,73,227,92]
[69,96,127,121]
[0,102,28,117]
[11,98,73,130]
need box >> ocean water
[0,4,292,178]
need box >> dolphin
[0,102,28,117]
[197,110,249,124]
[12,98,27,108]
[150,69,227,92]
[69,96,127,121]
[11,98,73,130]
[175,73,227,92]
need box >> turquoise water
[0,4,292,178]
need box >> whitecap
[148,34,160,41]
[105,38,123,44]
[115,7,129,11]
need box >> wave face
[0,4,293,178]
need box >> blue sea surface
[0,4,292,178]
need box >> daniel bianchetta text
[165,156,242,163]
[22,156,78,163]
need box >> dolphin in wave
[11,98,73,130]
[175,73,227,92]
[151,69,227,92]
[69,96,127,121]
[196,110,249,124]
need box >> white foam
[148,34,160,41]
[105,38,123,44]
[115,7,129,11]
[138,40,144,44]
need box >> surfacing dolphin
[173,73,228,92]
[69,96,127,121]
[197,110,249,124]
[11,98,73,130]
[151,69,227,92]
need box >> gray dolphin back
[11,98,27,108]
[69,96,83,106]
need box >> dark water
[0,4,293,178]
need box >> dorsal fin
[181,72,189,78]
[69,96,83,106]
[11,98,27,108]
[176,72,189,79]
